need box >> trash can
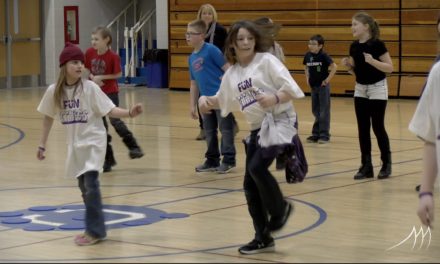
[143,49,168,88]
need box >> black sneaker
[238,238,275,255]
[129,147,144,159]
[216,163,235,174]
[103,160,116,173]
[233,122,240,137]
[195,162,218,172]
[268,201,293,232]
[306,136,318,143]
[103,163,112,173]
[415,185,421,192]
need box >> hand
[190,106,198,120]
[91,75,105,87]
[340,57,351,67]
[198,96,213,114]
[417,195,434,228]
[363,52,374,64]
[37,146,46,160]
[129,104,143,117]
[321,79,329,87]
[256,93,277,108]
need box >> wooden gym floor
[0,86,438,263]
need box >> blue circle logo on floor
[0,204,189,231]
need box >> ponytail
[353,11,380,40]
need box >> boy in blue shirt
[303,34,337,144]
[188,19,236,173]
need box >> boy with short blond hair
[187,19,236,173]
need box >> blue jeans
[78,171,106,239]
[310,84,331,140]
[202,109,236,166]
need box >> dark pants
[310,84,331,140]
[202,109,236,166]
[197,100,238,130]
[243,129,286,241]
[354,97,391,156]
[77,171,106,239]
[103,93,140,163]
[103,93,134,142]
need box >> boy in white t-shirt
[36,43,143,246]
[409,61,440,228]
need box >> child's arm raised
[108,103,143,119]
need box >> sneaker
[195,162,218,172]
[415,184,421,192]
[216,163,235,174]
[233,122,240,137]
[129,147,144,159]
[74,233,102,246]
[318,138,329,144]
[103,160,116,173]
[238,238,275,255]
[306,136,318,143]
[196,129,206,141]
[268,201,293,232]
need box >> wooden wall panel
[401,57,436,73]
[399,76,427,97]
[402,25,439,41]
[170,10,399,27]
[170,0,399,11]
[170,40,400,57]
[401,9,440,24]
[171,25,399,42]
[402,0,440,9]
[402,41,438,57]
[169,0,439,97]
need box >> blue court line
[0,185,326,262]
[0,123,25,150]
[0,158,422,261]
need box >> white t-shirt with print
[409,62,440,179]
[37,80,115,178]
[217,52,305,131]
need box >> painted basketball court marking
[0,185,327,262]
[0,123,25,150]
[0,204,187,231]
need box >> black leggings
[243,129,286,241]
[354,97,390,156]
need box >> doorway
[0,0,41,88]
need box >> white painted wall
[155,0,168,49]
[42,0,167,85]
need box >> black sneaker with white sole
[238,238,275,255]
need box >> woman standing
[341,11,393,180]
[194,4,238,140]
